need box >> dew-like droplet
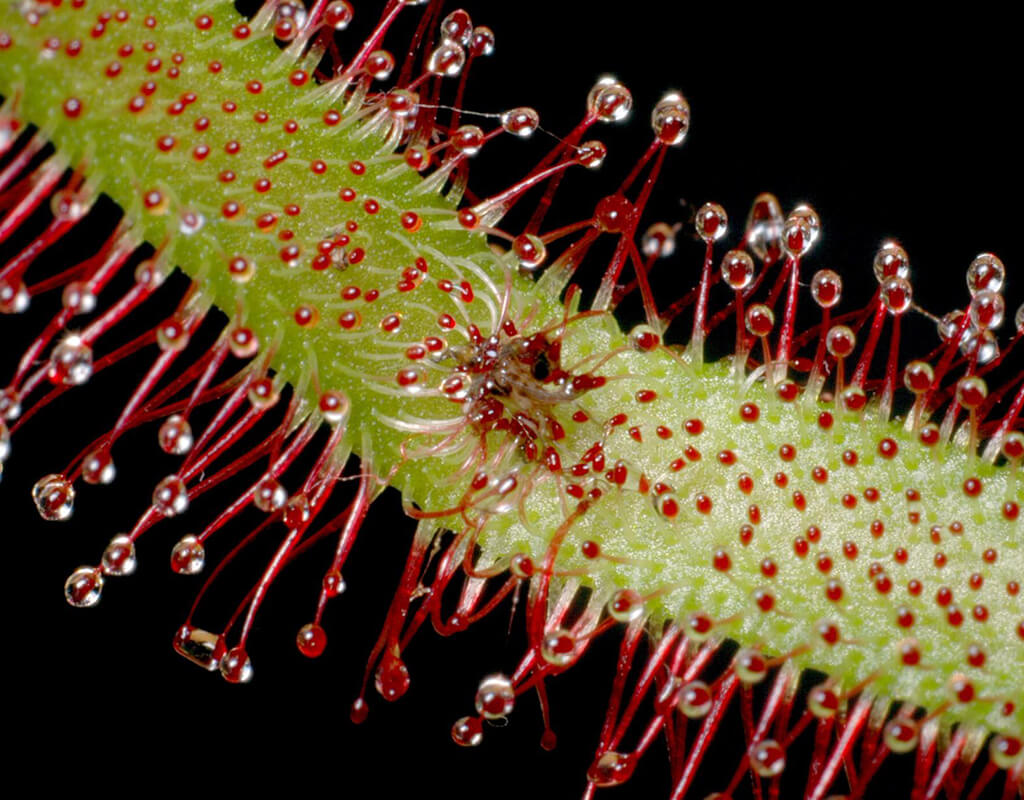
[734,648,768,684]
[475,673,515,719]
[427,40,465,76]
[81,447,115,485]
[61,281,96,315]
[749,739,786,777]
[158,414,193,455]
[811,269,842,308]
[500,107,540,138]
[956,376,988,409]
[684,611,714,642]
[509,553,534,579]
[469,25,495,57]
[782,214,813,258]
[826,325,856,358]
[587,751,636,787]
[50,187,89,222]
[173,624,225,671]
[575,140,607,169]
[0,387,22,421]
[135,258,167,289]
[365,49,395,81]
[170,534,205,575]
[969,290,1005,330]
[807,684,840,718]
[608,589,644,623]
[883,717,920,753]
[880,276,913,315]
[651,91,690,145]
[989,735,1022,770]
[587,77,632,123]
[938,310,966,343]
[721,250,755,290]
[1015,302,1023,333]
[695,202,727,243]
[903,361,934,395]
[219,646,253,683]
[178,209,205,236]
[283,493,311,528]
[960,328,999,365]
[745,193,783,263]
[319,390,349,425]
[451,716,483,747]
[48,334,93,385]
[296,623,327,658]
[966,253,1004,295]
[229,327,260,359]
[374,654,410,701]
[324,1,354,30]
[541,629,578,666]
[156,318,189,352]
[153,474,188,517]
[641,222,677,258]
[0,277,29,314]
[439,8,472,46]
[248,378,279,409]
[101,534,136,576]
[64,566,103,607]
[253,477,287,512]
[873,241,910,282]
[323,570,346,597]
[628,324,661,353]
[513,233,547,270]
[745,304,775,337]
[33,473,75,521]
[678,680,713,718]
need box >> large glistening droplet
[170,535,205,575]
[64,566,103,607]
[101,534,136,576]
[33,473,75,521]
[474,674,515,720]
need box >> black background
[3,1,1020,797]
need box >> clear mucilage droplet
[587,77,633,123]
[101,534,137,576]
[540,629,578,666]
[678,680,713,718]
[170,535,206,575]
[253,477,288,512]
[500,107,540,138]
[966,252,1004,295]
[721,250,755,290]
[153,475,189,517]
[695,202,728,243]
[749,739,786,777]
[158,414,194,455]
[33,473,75,521]
[173,625,224,671]
[745,193,783,262]
[474,674,515,719]
[872,241,910,282]
[650,92,690,145]
[810,269,842,308]
[64,566,103,607]
[48,334,93,385]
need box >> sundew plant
[1,2,1021,798]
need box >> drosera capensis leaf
[0,1,1020,797]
